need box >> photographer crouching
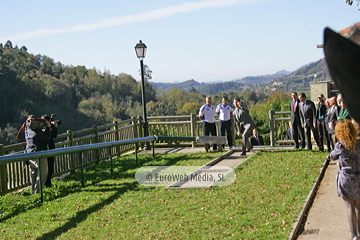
[41,114,60,188]
[25,115,51,194]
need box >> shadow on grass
[0,152,208,223]
[258,148,327,154]
[37,181,140,240]
[0,178,84,223]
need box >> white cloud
[0,0,247,41]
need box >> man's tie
[303,101,306,113]
[293,101,297,112]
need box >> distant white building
[272,81,283,85]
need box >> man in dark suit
[249,128,264,146]
[290,92,305,149]
[298,93,322,151]
[233,98,254,156]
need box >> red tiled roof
[338,22,360,37]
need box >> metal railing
[0,136,196,202]
[0,118,142,194]
[0,109,303,199]
[148,115,235,147]
[0,113,263,195]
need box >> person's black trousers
[202,122,217,150]
[317,119,331,151]
[45,139,55,187]
[219,119,233,147]
[304,125,321,150]
[292,120,305,148]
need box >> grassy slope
[0,150,327,239]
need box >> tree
[249,90,288,134]
[243,91,257,104]
[20,46,28,52]
[136,79,157,103]
[177,102,199,115]
[146,101,171,116]
[138,64,152,80]
[4,40,13,49]
[346,0,359,5]
[83,69,103,97]
[0,123,18,144]
[189,87,197,93]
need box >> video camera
[50,114,62,126]
[26,117,47,130]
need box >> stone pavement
[297,159,350,240]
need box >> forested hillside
[259,58,330,92]
[0,40,305,145]
[0,41,158,144]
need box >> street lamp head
[135,40,147,59]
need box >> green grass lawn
[0,149,327,239]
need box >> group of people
[198,96,262,156]
[323,21,360,240]
[289,92,350,152]
[24,115,58,194]
[290,90,360,238]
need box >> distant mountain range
[150,79,203,91]
[150,59,329,94]
[263,58,329,92]
[275,70,292,75]
[150,70,291,93]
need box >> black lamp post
[135,40,150,150]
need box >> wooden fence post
[132,117,139,152]
[0,144,7,195]
[190,114,196,148]
[138,116,144,148]
[113,121,120,157]
[67,130,76,174]
[93,125,100,163]
[269,110,275,146]
[132,117,138,139]
[138,116,143,138]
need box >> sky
[1,0,359,83]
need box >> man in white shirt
[199,96,217,152]
[216,97,234,149]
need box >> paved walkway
[297,159,349,240]
[142,145,351,239]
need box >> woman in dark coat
[316,95,331,152]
